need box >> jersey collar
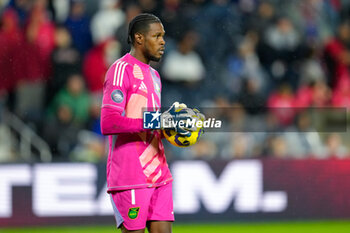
[125,53,150,69]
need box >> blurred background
[0,0,350,231]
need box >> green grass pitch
[1,221,350,233]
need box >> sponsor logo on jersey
[139,81,148,93]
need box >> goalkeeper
[100,13,203,233]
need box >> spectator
[227,102,250,132]
[42,103,80,159]
[321,133,348,159]
[188,138,218,160]
[160,0,188,39]
[46,73,91,127]
[137,0,159,15]
[267,83,295,126]
[265,134,289,159]
[24,0,55,80]
[264,16,301,52]
[332,78,350,108]
[6,0,32,26]
[194,0,241,67]
[161,30,205,105]
[83,38,120,95]
[51,0,70,23]
[64,0,93,55]
[285,0,335,45]
[0,8,23,98]
[237,78,266,115]
[226,34,269,97]
[47,24,81,106]
[323,20,350,89]
[114,3,141,55]
[245,1,276,37]
[298,46,327,86]
[258,16,303,89]
[294,80,332,108]
[283,111,324,159]
[162,30,204,83]
[175,135,218,161]
[90,0,125,44]
[15,0,55,124]
[43,73,91,158]
[222,132,255,159]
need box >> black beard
[147,54,161,62]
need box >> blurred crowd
[0,0,350,162]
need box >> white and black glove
[161,102,194,136]
[161,102,206,136]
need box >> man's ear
[135,32,143,45]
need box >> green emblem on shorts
[128,207,140,219]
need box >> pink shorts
[110,182,174,230]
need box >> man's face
[143,22,165,62]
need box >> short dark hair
[127,13,161,45]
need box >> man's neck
[129,47,149,64]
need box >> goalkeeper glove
[161,102,194,136]
[192,108,206,122]
[187,108,206,133]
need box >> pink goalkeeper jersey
[102,53,172,192]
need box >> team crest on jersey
[111,89,124,103]
[128,207,140,219]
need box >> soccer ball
[163,127,204,148]
[162,104,205,147]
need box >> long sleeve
[100,107,148,135]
